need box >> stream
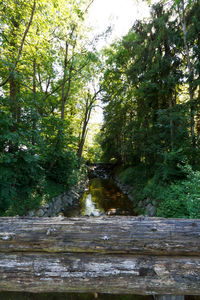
[65,177,136,217]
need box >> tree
[0,0,97,216]
[98,0,200,218]
[77,87,102,159]
[0,0,36,88]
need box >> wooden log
[0,216,199,294]
[0,253,200,294]
[0,216,199,255]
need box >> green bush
[0,149,44,216]
[0,103,44,215]
[181,165,200,218]
[143,164,200,219]
[0,100,82,216]
[119,165,149,187]
[118,165,151,207]
[120,160,200,219]
[156,182,189,218]
[43,150,78,186]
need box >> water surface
[65,177,135,217]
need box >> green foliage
[99,1,200,219]
[0,101,81,215]
[118,165,150,207]
[42,148,79,188]
[179,164,200,218]
[119,158,200,219]
[150,181,188,218]
[84,130,104,163]
[0,0,98,216]
[0,98,41,215]
[0,150,44,216]
[155,149,186,182]
[85,146,104,163]
[119,166,147,187]
[141,163,200,219]
[40,116,79,187]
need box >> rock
[41,203,49,209]
[43,212,49,217]
[145,203,156,217]
[56,213,65,219]
[53,197,62,212]
[63,195,73,206]
[71,190,80,199]
[27,183,84,217]
[48,202,53,209]
[99,212,106,216]
[138,201,143,208]
[143,198,148,205]
[36,209,45,217]
[28,210,35,217]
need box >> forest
[0,0,200,218]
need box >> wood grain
[0,216,199,294]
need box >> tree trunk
[77,90,101,159]
[0,0,36,88]
[61,40,75,120]
[169,98,174,150]
[31,58,37,145]
[9,42,20,153]
[179,1,195,146]
[77,105,91,159]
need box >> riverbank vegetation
[0,0,100,215]
[99,0,200,218]
[0,0,200,218]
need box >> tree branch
[84,0,95,13]
[0,0,36,87]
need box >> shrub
[144,163,200,219]
[0,149,44,216]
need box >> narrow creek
[65,177,136,217]
[0,173,149,300]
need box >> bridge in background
[0,216,199,295]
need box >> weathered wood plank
[0,216,199,256]
[0,253,199,294]
[0,216,199,294]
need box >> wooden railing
[0,216,199,295]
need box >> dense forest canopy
[0,0,200,218]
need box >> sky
[87,0,151,47]
[85,0,152,126]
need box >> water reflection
[84,194,101,216]
[80,178,135,216]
